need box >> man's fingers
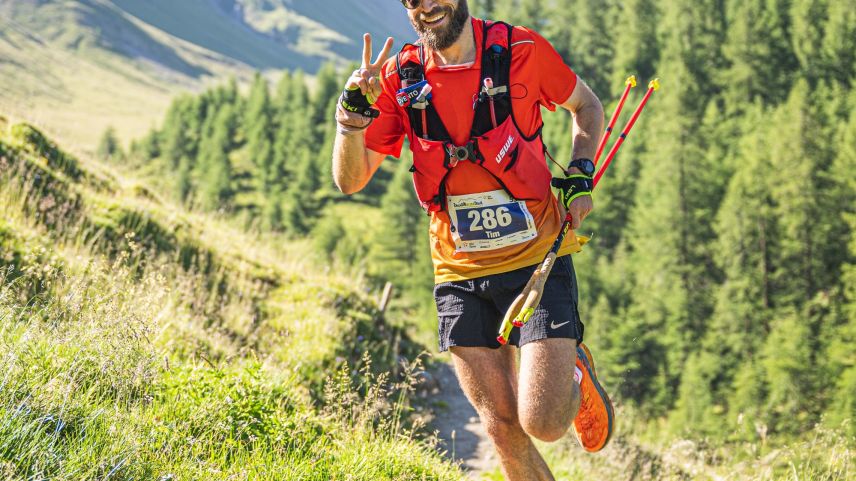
[361,33,372,67]
[356,77,369,95]
[372,37,394,68]
[368,77,381,104]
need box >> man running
[331,1,613,478]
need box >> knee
[519,411,573,443]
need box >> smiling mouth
[421,11,447,26]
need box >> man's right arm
[331,33,394,195]
[332,124,386,194]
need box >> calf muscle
[451,346,558,481]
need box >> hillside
[0,117,464,479]
[0,0,413,148]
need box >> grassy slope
[0,0,412,150]
[0,118,464,480]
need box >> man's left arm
[557,78,604,230]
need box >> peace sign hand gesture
[350,34,394,104]
[338,34,394,126]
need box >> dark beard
[410,0,470,51]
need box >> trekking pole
[594,76,636,165]
[593,78,659,185]
[497,78,660,345]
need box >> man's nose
[420,0,440,11]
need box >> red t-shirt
[366,18,583,282]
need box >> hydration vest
[394,20,554,213]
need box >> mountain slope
[0,0,413,148]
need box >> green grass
[489,405,853,481]
[0,120,466,479]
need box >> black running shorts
[434,255,584,352]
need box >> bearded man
[331,1,614,478]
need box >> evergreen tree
[561,0,614,96]
[609,0,659,88]
[96,126,122,162]
[196,105,236,210]
[282,150,322,234]
[721,0,797,107]
[368,157,432,294]
[618,0,728,413]
[131,128,160,161]
[670,351,722,437]
[705,105,777,420]
[159,95,196,169]
[762,310,814,434]
[821,0,856,86]
[245,72,275,194]
[824,93,856,436]
[766,80,838,306]
[310,63,340,140]
[790,0,829,84]
[312,213,346,261]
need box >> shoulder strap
[471,20,513,136]
[395,43,452,141]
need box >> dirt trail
[429,362,496,478]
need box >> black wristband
[340,89,379,119]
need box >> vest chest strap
[444,140,483,168]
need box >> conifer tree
[619,0,728,411]
[368,156,431,294]
[557,0,614,96]
[821,0,856,86]
[766,80,838,305]
[721,0,796,107]
[609,0,659,89]
[197,105,236,210]
[96,126,122,162]
[310,63,340,140]
[160,95,196,169]
[824,92,856,436]
[282,150,321,234]
[131,128,160,161]
[704,105,776,411]
[762,310,814,434]
[245,72,275,199]
[790,0,829,84]
[312,213,346,261]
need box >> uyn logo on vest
[496,135,515,164]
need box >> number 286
[468,207,512,231]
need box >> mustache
[419,6,451,21]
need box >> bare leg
[518,338,580,442]
[450,346,555,481]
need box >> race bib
[447,190,537,252]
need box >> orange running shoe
[573,343,615,452]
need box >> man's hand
[552,176,594,230]
[336,34,394,128]
[565,194,593,230]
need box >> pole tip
[626,75,637,87]
[649,78,661,91]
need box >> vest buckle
[445,142,478,168]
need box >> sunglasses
[399,0,422,9]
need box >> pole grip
[512,252,557,327]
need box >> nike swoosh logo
[550,320,571,329]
